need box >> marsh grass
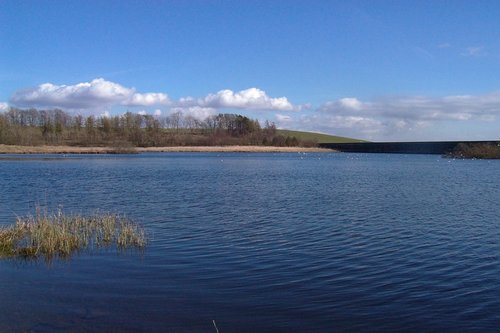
[0,210,145,261]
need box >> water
[0,152,499,332]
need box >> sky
[1,0,500,142]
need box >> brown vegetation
[0,210,145,261]
[0,108,317,148]
[0,144,332,154]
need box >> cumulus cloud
[9,80,301,115]
[179,88,301,111]
[205,88,295,111]
[9,78,170,110]
[125,92,169,107]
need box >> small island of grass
[447,143,500,159]
[0,210,145,261]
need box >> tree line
[0,108,317,147]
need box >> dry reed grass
[0,209,145,261]
[0,144,139,154]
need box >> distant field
[277,129,366,143]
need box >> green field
[277,129,366,143]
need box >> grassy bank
[0,210,145,260]
[0,144,334,154]
[277,129,367,143]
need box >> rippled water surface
[1,152,499,332]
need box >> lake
[1,152,499,332]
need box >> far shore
[0,144,334,154]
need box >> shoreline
[0,144,334,154]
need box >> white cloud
[277,91,500,141]
[0,102,9,112]
[137,110,147,116]
[154,109,162,116]
[124,92,170,107]
[179,88,300,111]
[339,97,364,110]
[207,88,295,111]
[9,78,170,110]
[9,80,299,115]
[319,92,500,122]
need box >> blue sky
[1,0,499,141]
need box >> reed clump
[0,210,145,260]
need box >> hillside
[1,108,365,147]
[277,129,366,143]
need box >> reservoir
[1,152,499,332]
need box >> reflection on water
[1,153,499,332]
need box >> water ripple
[1,153,499,332]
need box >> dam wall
[319,141,500,154]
